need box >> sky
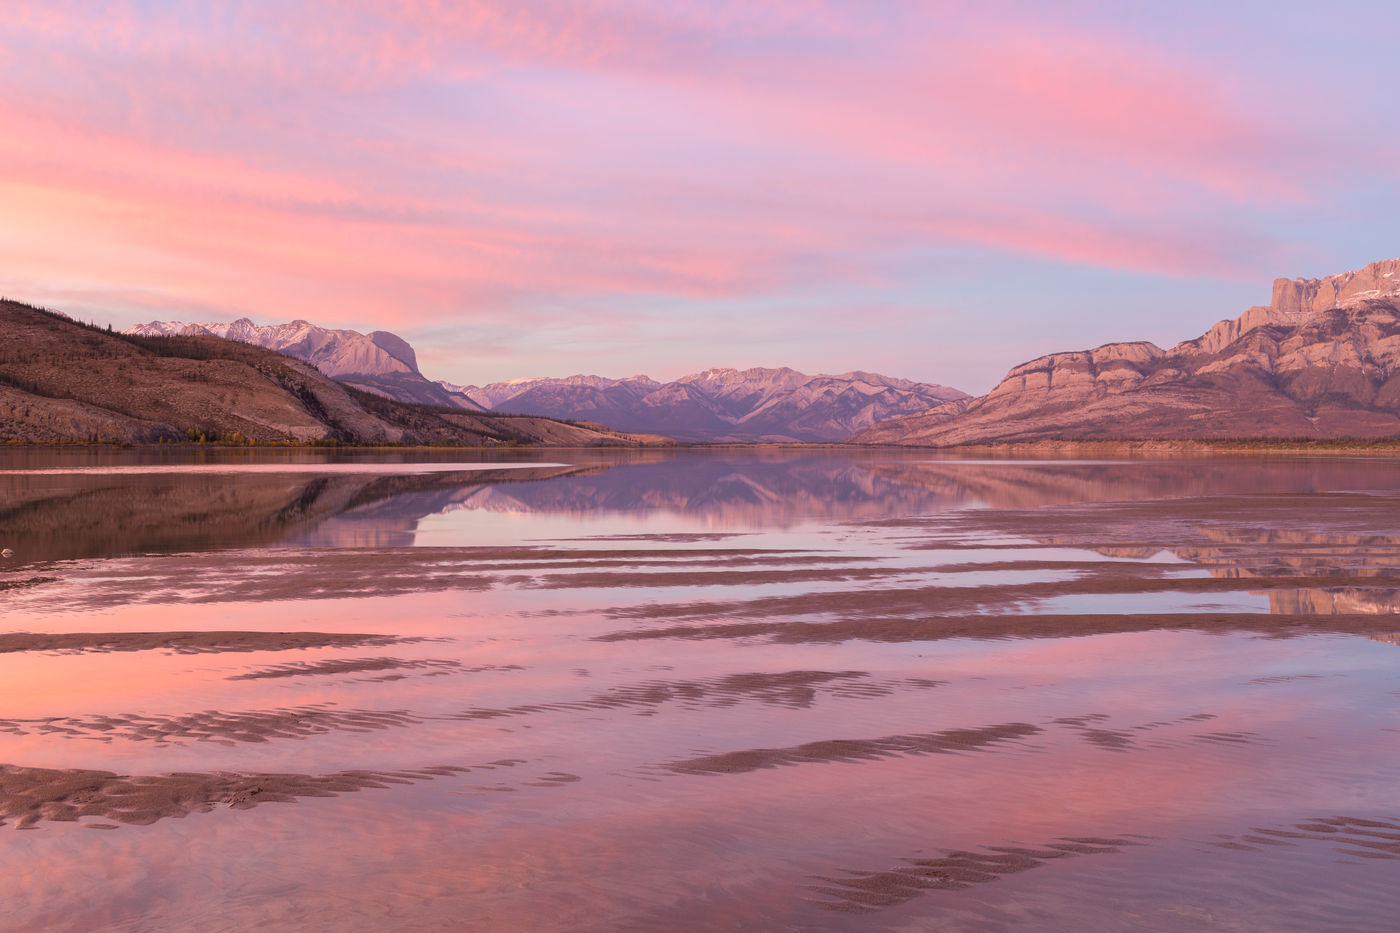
[2,1,1397,394]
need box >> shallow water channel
[2,448,1398,931]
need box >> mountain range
[124,318,477,409]
[853,258,1400,445]
[23,257,1400,447]
[126,319,965,443]
[441,368,968,442]
[1,301,666,446]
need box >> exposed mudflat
[0,705,423,745]
[0,762,478,828]
[0,631,409,655]
[4,450,1400,932]
[665,722,1041,774]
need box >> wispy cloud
[2,2,1396,385]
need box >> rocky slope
[447,368,967,442]
[852,259,1400,445]
[125,318,477,409]
[0,300,668,446]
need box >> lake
[2,447,1398,931]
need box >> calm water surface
[2,448,1399,931]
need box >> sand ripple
[450,670,944,721]
[666,722,1040,775]
[811,835,1140,913]
[0,631,409,655]
[0,705,421,745]
[226,657,489,681]
[0,761,513,829]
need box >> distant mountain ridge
[852,258,1400,445]
[125,318,477,410]
[443,367,968,442]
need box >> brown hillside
[0,300,670,446]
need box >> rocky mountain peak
[450,367,967,442]
[674,366,809,396]
[122,316,478,409]
[852,257,1400,446]
[1188,258,1400,355]
[368,330,418,371]
[127,318,421,377]
[1270,258,1400,317]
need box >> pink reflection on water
[5,454,1400,930]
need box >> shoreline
[868,438,1400,457]
[4,438,1400,456]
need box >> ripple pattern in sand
[0,758,585,829]
[665,722,1041,775]
[810,835,1142,913]
[448,669,946,722]
[0,705,422,746]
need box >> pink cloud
[1,1,1395,381]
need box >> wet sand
[0,631,410,655]
[597,574,1400,622]
[811,834,1142,913]
[0,762,476,828]
[0,705,423,745]
[2,546,852,609]
[446,669,945,722]
[596,611,1397,643]
[226,657,475,681]
[665,722,1041,774]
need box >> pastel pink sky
[3,1,1396,391]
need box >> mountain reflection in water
[9,450,1400,559]
[9,452,1400,628]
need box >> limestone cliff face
[851,259,1400,446]
[984,342,1168,400]
[1271,258,1400,314]
[1190,259,1400,354]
